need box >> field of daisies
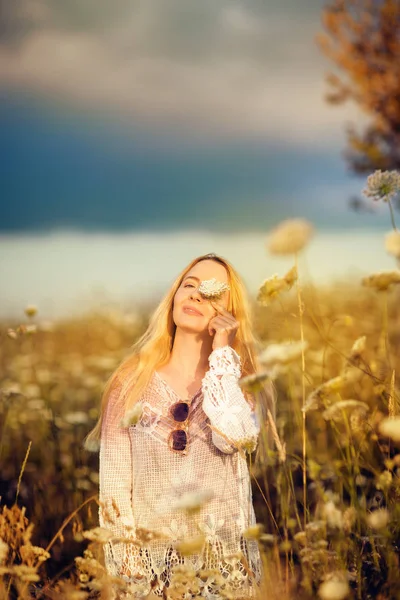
[1,170,400,600]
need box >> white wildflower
[322,501,343,529]
[119,402,143,428]
[322,400,369,421]
[362,271,400,291]
[367,508,389,530]
[385,230,400,259]
[239,371,270,393]
[64,411,89,425]
[198,278,230,300]
[259,340,308,366]
[379,416,400,441]
[172,489,214,514]
[318,577,350,600]
[257,266,297,306]
[176,535,206,556]
[242,523,264,540]
[267,218,314,255]
[363,169,400,203]
[82,527,114,544]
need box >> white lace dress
[99,345,262,598]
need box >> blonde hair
[84,252,275,452]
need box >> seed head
[363,169,400,203]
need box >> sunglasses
[168,401,190,454]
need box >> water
[0,228,396,320]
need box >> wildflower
[82,527,114,544]
[24,305,38,318]
[119,402,143,428]
[198,278,230,300]
[257,265,297,306]
[322,501,343,530]
[385,230,400,259]
[362,169,400,203]
[379,416,400,441]
[175,534,206,556]
[267,218,314,255]
[64,411,89,425]
[362,271,400,291]
[242,523,264,540]
[322,400,369,422]
[172,489,214,515]
[12,565,40,583]
[259,340,308,366]
[239,371,270,393]
[318,575,350,600]
[376,470,393,491]
[367,508,389,530]
[293,531,307,546]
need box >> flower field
[1,173,400,599]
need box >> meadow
[1,172,400,600]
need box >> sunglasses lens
[171,402,189,422]
[171,429,187,451]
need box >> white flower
[64,411,88,425]
[82,527,114,544]
[385,230,400,259]
[267,218,314,255]
[257,266,297,306]
[362,270,400,291]
[198,278,230,299]
[367,508,389,530]
[172,489,215,514]
[363,169,400,203]
[259,340,308,366]
[379,416,400,441]
[318,577,350,600]
[322,400,369,422]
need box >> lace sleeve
[99,383,137,577]
[201,345,260,454]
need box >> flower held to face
[198,278,230,300]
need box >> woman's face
[172,260,230,334]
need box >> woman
[85,252,274,598]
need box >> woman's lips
[183,306,203,316]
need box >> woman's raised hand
[208,302,239,351]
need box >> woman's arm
[99,383,137,577]
[201,345,260,454]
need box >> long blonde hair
[84,252,274,450]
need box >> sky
[0,0,397,318]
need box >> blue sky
[0,0,390,234]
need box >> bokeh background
[0,0,395,320]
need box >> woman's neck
[166,327,212,379]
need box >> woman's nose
[189,288,202,302]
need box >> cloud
[0,0,363,143]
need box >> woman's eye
[184,284,194,288]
